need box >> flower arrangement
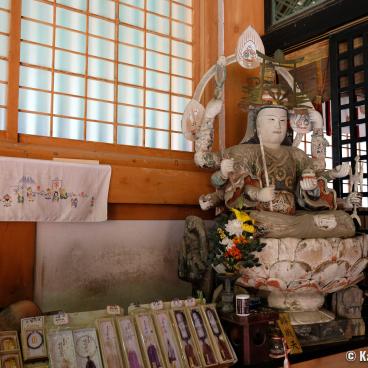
[208,208,265,273]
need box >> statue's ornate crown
[240,49,310,110]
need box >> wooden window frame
[2,0,201,163]
[0,0,216,218]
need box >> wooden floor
[293,347,368,367]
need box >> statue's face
[256,107,287,146]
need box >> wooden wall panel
[109,165,213,204]
[223,0,265,147]
[0,222,36,307]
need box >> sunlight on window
[18,0,194,151]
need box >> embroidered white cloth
[0,156,111,222]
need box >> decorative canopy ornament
[240,49,310,109]
[236,25,265,69]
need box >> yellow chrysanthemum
[217,228,226,239]
[231,208,251,223]
[242,223,255,234]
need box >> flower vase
[217,273,238,313]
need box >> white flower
[220,237,233,248]
[226,243,235,251]
[225,219,243,236]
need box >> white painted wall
[34,220,192,312]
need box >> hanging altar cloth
[0,156,111,222]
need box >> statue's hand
[257,185,275,202]
[300,170,318,191]
[220,158,234,179]
[330,162,350,179]
[344,192,362,210]
[199,194,214,210]
[308,110,323,129]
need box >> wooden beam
[109,165,213,204]
[6,0,21,142]
[108,203,214,220]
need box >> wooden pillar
[0,222,36,307]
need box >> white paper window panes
[87,80,114,101]
[54,73,85,96]
[117,105,143,126]
[172,95,190,114]
[18,112,50,136]
[89,16,115,39]
[55,50,86,74]
[17,0,194,151]
[0,0,10,9]
[56,28,86,53]
[0,60,8,83]
[146,13,169,35]
[56,0,87,11]
[0,10,9,33]
[118,64,144,86]
[21,20,53,45]
[0,34,9,58]
[174,0,192,7]
[88,57,114,81]
[146,91,169,111]
[119,44,144,66]
[20,66,52,91]
[146,70,170,92]
[53,117,84,140]
[172,57,192,78]
[87,100,114,122]
[146,33,170,54]
[89,37,115,60]
[0,84,7,106]
[147,0,170,16]
[19,89,51,114]
[172,21,191,42]
[146,109,169,130]
[54,95,85,118]
[0,108,6,130]
[172,132,192,151]
[146,51,169,72]
[118,85,144,106]
[119,4,144,28]
[21,43,52,68]
[56,8,86,32]
[117,125,143,146]
[145,129,169,149]
[119,25,144,47]
[172,3,191,23]
[172,40,192,59]
[87,121,113,143]
[22,0,53,23]
[120,0,144,9]
[171,113,182,131]
[171,76,192,96]
[90,0,115,19]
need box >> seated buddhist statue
[194,105,361,239]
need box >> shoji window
[18,0,193,151]
[0,0,10,130]
[330,22,368,208]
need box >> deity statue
[193,103,361,239]
[181,29,367,320]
